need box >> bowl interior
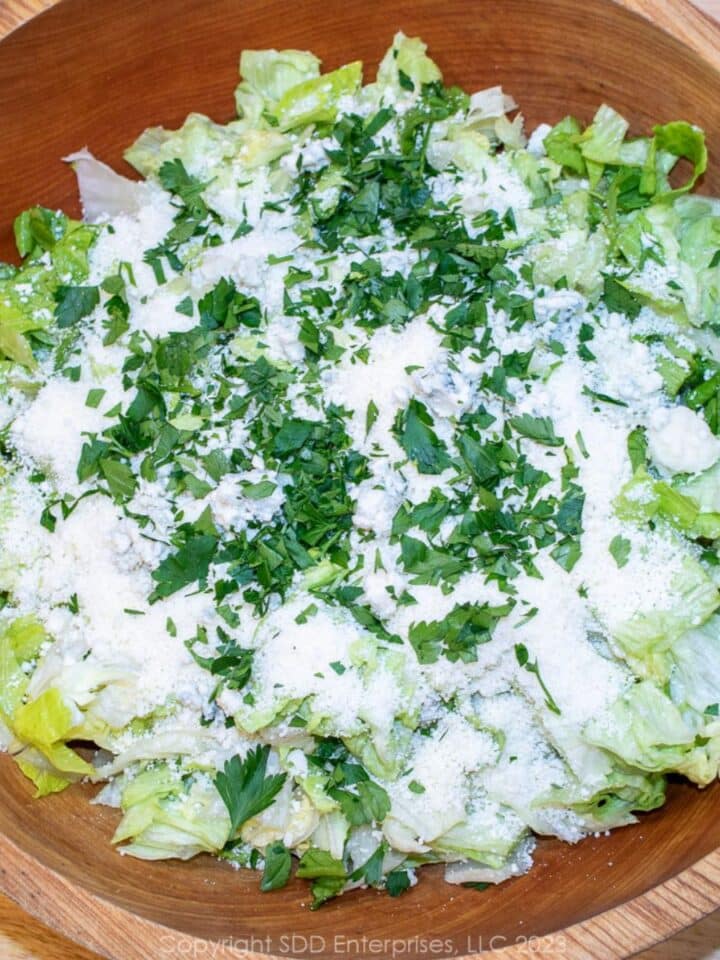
[2,0,720,955]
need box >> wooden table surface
[2,0,720,957]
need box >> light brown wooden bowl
[2,1,720,957]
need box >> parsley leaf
[306,738,391,830]
[514,643,561,715]
[242,479,277,500]
[329,779,391,826]
[627,427,648,472]
[158,158,208,207]
[409,602,510,664]
[609,534,631,568]
[296,847,347,878]
[103,294,130,345]
[582,385,628,408]
[77,437,108,482]
[456,431,504,485]
[602,276,642,319]
[214,745,287,835]
[145,160,216,280]
[261,841,292,892]
[400,534,465,584]
[308,877,347,909]
[393,399,451,474]
[187,632,254,692]
[54,285,99,328]
[273,418,314,455]
[682,368,720,436]
[296,848,347,909]
[85,388,105,409]
[150,533,218,600]
[175,295,194,317]
[509,414,563,447]
[555,489,585,537]
[99,458,137,502]
[549,537,581,572]
[386,869,412,897]
[199,277,262,331]
[350,842,387,887]
[365,399,379,437]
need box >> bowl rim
[2,1,720,957]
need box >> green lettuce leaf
[540,764,665,831]
[240,48,320,103]
[15,750,72,798]
[275,61,363,131]
[376,32,442,93]
[668,615,720,716]
[0,616,46,719]
[653,121,707,200]
[125,113,290,179]
[585,681,714,784]
[431,801,528,868]
[0,209,96,367]
[11,687,93,777]
[616,464,720,540]
[580,105,629,174]
[544,116,585,176]
[113,766,231,860]
[611,556,719,681]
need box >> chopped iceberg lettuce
[65,149,153,222]
[376,32,442,93]
[3,30,720,911]
[1,208,96,365]
[238,48,321,110]
[0,616,46,719]
[585,681,716,784]
[274,62,363,131]
[611,556,719,681]
[11,687,94,777]
[113,766,231,860]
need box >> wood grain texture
[643,913,720,960]
[0,894,98,960]
[1,1,720,959]
[620,0,720,63]
[0,0,52,34]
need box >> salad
[1,32,720,907]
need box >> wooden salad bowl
[2,0,720,957]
